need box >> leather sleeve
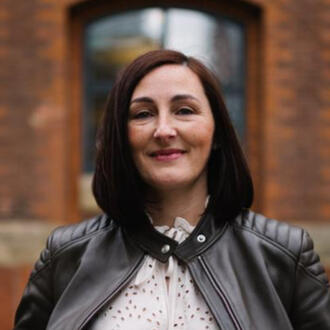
[14,236,54,330]
[291,230,330,329]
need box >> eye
[176,107,194,115]
[131,110,153,120]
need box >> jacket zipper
[198,256,242,330]
[78,254,145,330]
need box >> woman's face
[128,64,215,193]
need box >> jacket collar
[124,212,228,263]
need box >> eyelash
[176,107,194,115]
[130,106,195,120]
[132,110,153,119]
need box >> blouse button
[197,234,206,243]
[161,244,170,254]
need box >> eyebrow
[130,94,199,105]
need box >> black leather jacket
[14,211,330,329]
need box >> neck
[146,182,208,227]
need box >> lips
[149,149,186,161]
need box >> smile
[149,149,186,161]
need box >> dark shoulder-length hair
[92,49,253,226]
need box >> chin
[148,177,189,191]
[150,176,204,192]
[143,169,207,192]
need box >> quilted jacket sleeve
[14,235,54,330]
[291,230,330,329]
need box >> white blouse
[91,217,218,330]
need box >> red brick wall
[259,0,330,222]
[0,0,71,223]
[0,266,31,330]
[0,0,329,328]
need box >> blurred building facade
[0,0,330,328]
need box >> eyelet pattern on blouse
[91,217,219,330]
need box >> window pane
[164,9,245,138]
[83,9,164,172]
[83,8,245,172]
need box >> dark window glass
[83,8,245,172]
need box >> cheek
[128,126,141,151]
[128,126,148,160]
[193,124,215,150]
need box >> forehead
[132,64,206,99]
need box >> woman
[15,50,330,329]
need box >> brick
[0,266,31,330]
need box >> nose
[153,115,177,141]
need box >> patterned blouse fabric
[91,217,218,330]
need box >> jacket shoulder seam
[26,217,116,284]
[232,223,298,262]
[296,229,329,287]
[49,218,116,258]
[297,260,330,288]
[233,217,329,287]
[29,260,52,281]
